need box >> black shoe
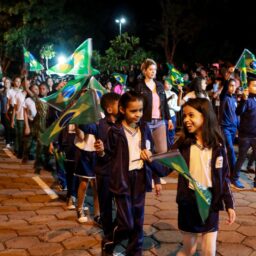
[101,239,114,255]
[94,215,102,228]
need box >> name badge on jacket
[215,156,223,168]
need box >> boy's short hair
[100,92,120,114]
[248,76,256,84]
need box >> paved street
[0,140,256,256]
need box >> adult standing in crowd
[134,58,173,154]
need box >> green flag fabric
[240,55,248,89]
[40,89,101,145]
[40,77,87,111]
[166,63,184,87]
[154,150,212,223]
[87,76,108,98]
[112,72,128,85]
[47,38,99,76]
[235,49,256,88]
[235,48,256,75]
[53,149,66,173]
[23,47,44,72]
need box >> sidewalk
[0,141,256,256]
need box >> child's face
[248,80,256,94]
[164,81,171,90]
[120,100,143,125]
[201,79,207,90]
[13,78,21,88]
[228,81,236,95]
[183,105,204,135]
[107,101,119,117]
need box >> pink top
[146,82,161,119]
[113,84,124,95]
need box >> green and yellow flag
[112,72,128,85]
[87,76,108,98]
[166,63,184,87]
[40,89,101,145]
[23,47,44,72]
[153,150,212,223]
[47,38,99,76]
[235,49,256,88]
[235,49,256,75]
[40,77,87,111]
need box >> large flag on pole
[153,150,212,223]
[23,47,44,72]
[40,89,101,145]
[166,63,184,87]
[40,77,87,111]
[47,38,99,76]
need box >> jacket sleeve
[221,147,235,210]
[236,99,247,116]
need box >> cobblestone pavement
[0,141,256,256]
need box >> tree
[40,44,56,69]
[0,0,92,74]
[99,33,152,73]
[159,0,205,63]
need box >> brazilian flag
[40,89,101,145]
[87,76,108,98]
[23,47,44,72]
[40,77,87,111]
[166,63,184,87]
[47,38,99,76]
[153,150,212,223]
[112,72,127,85]
[236,49,256,76]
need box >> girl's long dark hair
[117,90,144,122]
[181,98,224,148]
[189,77,208,98]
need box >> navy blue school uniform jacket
[103,121,168,195]
[219,94,239,128]
[177,142,234,212]
[79,117,115,176]
[236,93,256,138]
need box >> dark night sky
[75,0,256,65]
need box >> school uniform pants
[113,169,146,256]
[96,174,114,241]
[222,126,237,172]
[233,137,256,181]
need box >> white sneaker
[3,144,11,150]
[77,209,88,223]
[160,178,167,184]
[66,196,76,210]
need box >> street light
[115,17,126,35]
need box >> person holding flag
[174,98,235,256]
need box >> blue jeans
[233,137,256,181]
[222,126,237,172]
[167,115,176,147]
